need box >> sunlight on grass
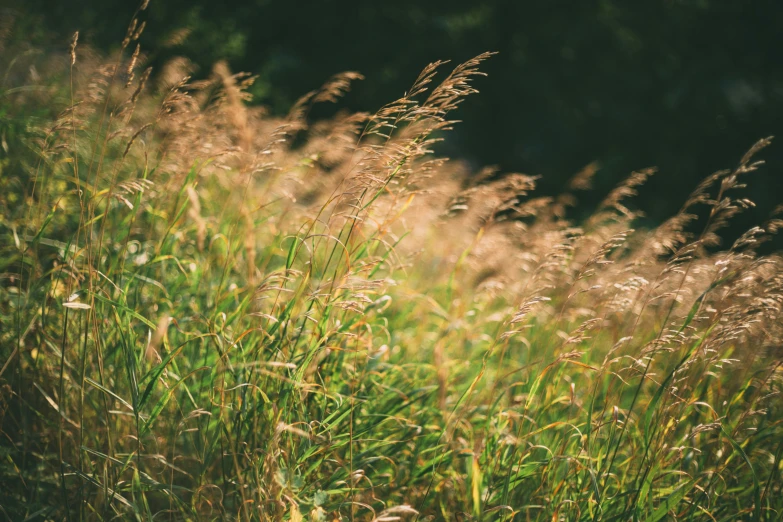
[1,5,782,521]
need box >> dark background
[7,0,783,235]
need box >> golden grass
[1,6,782,521]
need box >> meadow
[1,7,782,521]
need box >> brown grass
[0,6,782,521]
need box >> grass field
[1,9,783,521]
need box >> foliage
[10,0,783,227]
[1,8,783,521]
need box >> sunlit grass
[1,6,782,521]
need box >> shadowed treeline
[7,0,783,234]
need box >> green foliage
[1,10,782,522]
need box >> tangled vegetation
[1,6,782,521]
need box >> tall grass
[1,7,782,521]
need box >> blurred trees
[8,0,783,228]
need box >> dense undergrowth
[1,6,783,521]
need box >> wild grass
[1,6,783,521]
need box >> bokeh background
[6,0,783,236]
